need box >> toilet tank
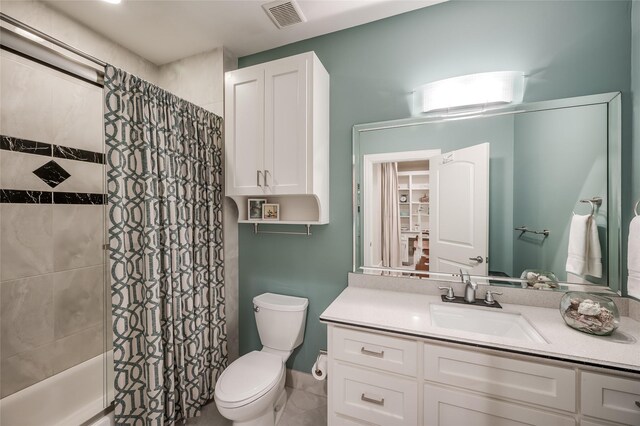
[253,293,308,351]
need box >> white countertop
[320,287,640,372]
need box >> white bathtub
[0,350,114,426]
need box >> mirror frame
[352,92,622,294]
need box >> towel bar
[253,223,312,236]
[514,226,550,237]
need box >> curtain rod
[0,12,107,68]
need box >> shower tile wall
[0,50,106,397]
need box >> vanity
[320,284,640,426]
[328,90,640,425]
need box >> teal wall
[238,0,633,373]
[513,104,608,283]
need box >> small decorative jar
[559,292,620,336]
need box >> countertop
[319,287,640,373]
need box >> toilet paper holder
[314,350,327,375]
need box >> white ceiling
[42,0,445,65]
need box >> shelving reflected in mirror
[353,93,621,293]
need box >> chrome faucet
[461,269,477,303]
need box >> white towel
[566,214,602,278]
[628,216,640,298]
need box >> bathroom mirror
[353,92,621,293]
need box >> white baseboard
[285,368,327,397]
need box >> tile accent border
[0,135,51,156]
[0,189,105,205]
[1,135,105,164]
[0,189,52,204]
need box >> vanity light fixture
[102,0,122,4]
[416,71,525,114]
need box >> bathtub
[0,350,114,426]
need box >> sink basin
[430,304,546,343]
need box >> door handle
[469,256,484,263]
[257,170,263,188]
[264,170,270,188]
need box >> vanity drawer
[581,371,640,425]
[332,326,418,377]
[332,362,418,426]
[423,343,576,412]
[423,383,576,426]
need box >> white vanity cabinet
[225,51,330,224]
[326,324,640,426]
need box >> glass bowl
[520,269,559,289]
[559,291,619,336]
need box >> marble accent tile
[53,192,106,205]
[53,266,104,339]
[53,205,104,271]
[285,368,327,397]
[0,274,55,360]
[32,160,71,188]
[53,158,103,194]
[0,135,52,156]
[0,204,53,281]
[0,323,103,398]
[53,145,105,164]
[0,189,52,204]
[0,150,55,192]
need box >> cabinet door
[424,384,576,426]
[225,66,264,195]
[263,54,308,195]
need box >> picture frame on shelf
[248,198,267,220]
[262,203,280,220]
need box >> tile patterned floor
[186,387,328,426]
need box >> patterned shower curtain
[104,65,227,425]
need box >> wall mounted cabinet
[225,51,330,225]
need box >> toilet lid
[215,351,284,407]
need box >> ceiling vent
[262,0,307,29]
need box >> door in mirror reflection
[431,143,489,275]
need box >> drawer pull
[636,401,640,408]
[360,347,384,358]
[361,393,385,406]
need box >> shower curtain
[104,65,227,425]
[381,163,402,268]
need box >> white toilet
[214,292,308,426]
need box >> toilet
[214,293,308,426]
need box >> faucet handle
[438,286,455,301]
[484,290,503,305]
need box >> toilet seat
[215,351,284,409]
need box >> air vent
[262,0,306,29]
